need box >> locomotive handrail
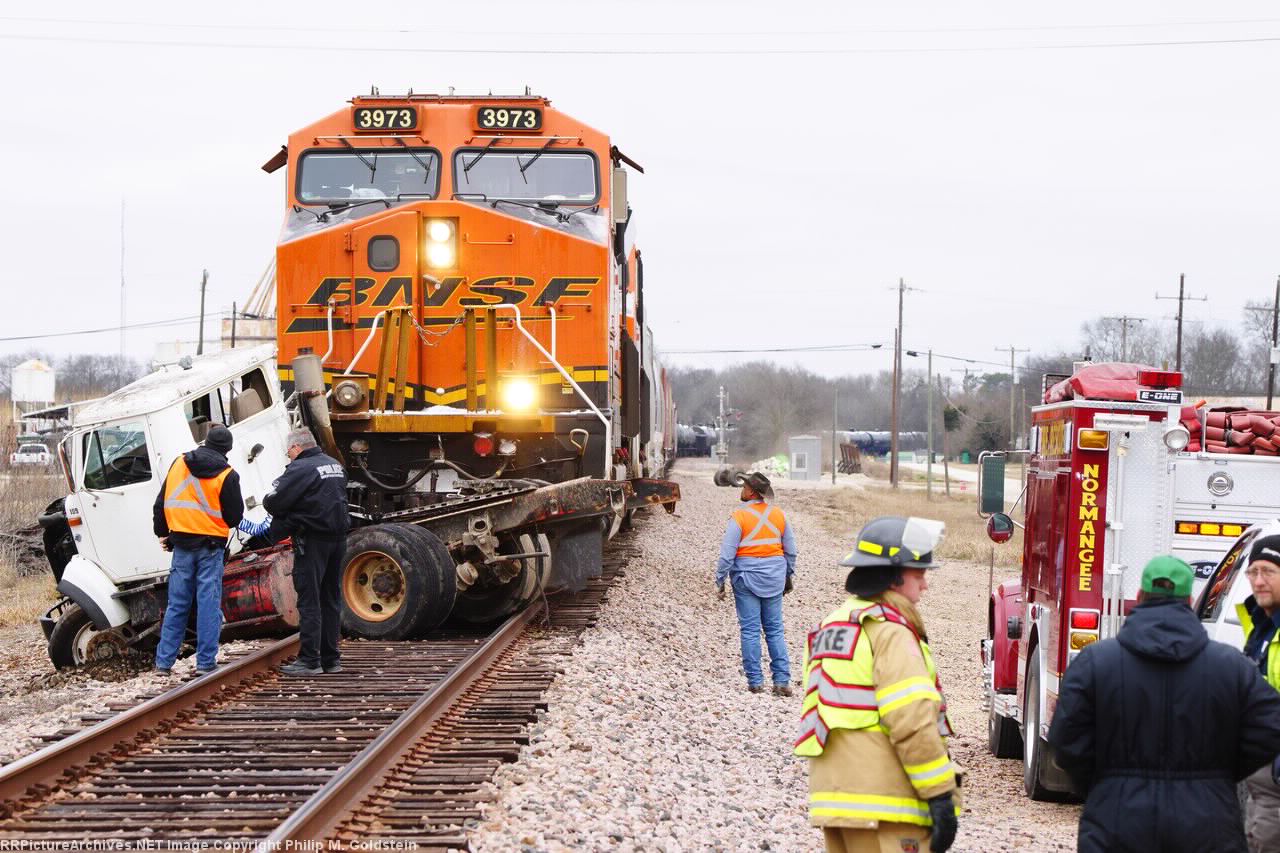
[488,302,610,478]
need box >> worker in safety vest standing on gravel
[716,471,796,696]
[1238,534,1280,852]
[152,425,244,676]
[795,515,959,853]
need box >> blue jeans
[155,544,224,670]
[732,578,791,688]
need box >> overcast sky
[5,1,1280,380]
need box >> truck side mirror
[980,454,1006,514]
[987,512,1015,544]
[611,168,628,224]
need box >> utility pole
[996,345,1029,449]
[1271,276,1280,409]
[1102,315,1146,362]
[197,269,208,355]
[831,392,838,485]
[715,385,728,465]
[231,301,238,349]
[927,349,934,500]
[889,278,923,488]
[1155,274,1206,371]
[119,199,125,360]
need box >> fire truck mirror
[979,455,1007,514]
[987,513,1015,544]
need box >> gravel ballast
[471,464,1080,851]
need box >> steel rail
[259,603,543,847]
[0,635,300,806]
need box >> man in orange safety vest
[716,471,797,695]
[152,425,244,676]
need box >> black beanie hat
[205,425,233,454]
[1251,534,1280,567]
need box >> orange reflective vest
[163,457,231,538]
[732,501,786,558]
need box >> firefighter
[152,425,244,676]
[715,471,796,695]
[795,515,959,853]
[1049,555,1280,853]
[1238,535,1280,851]
[265,428,351,676]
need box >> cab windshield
[453,150,598,202]
[297,149,440,203]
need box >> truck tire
[48,604,132,669]
[452,533,551,624]
[989,697,1023,759]
[1022,658,1056,800]
[340,524,456,640]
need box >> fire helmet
[841,516,946,597]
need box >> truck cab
[39,346,290,666]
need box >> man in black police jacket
[1048,555,1280,852]
[266,427,350,676]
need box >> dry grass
[813,486,1023,563]
[0,471,67,627]
[0,564,55,627]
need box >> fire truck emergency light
[1077,429,1110,450]
[1176,521,1246,537]
[1137,369,1183,389]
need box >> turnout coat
[1048,597,1280,853]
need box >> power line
[0,313,216,343]
[6,14,1280,38]
[4,30,1280,55]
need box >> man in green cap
[1049,555,1280,852]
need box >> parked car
[10,443,51,466]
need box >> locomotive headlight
[333,379,364,409]
[427,219,453,242]
[424,218,457,269]
[426,242,455,268]
[501,377,537,412]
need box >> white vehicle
[10,442,51,466]
[1195,520,1280,649]
[38,345,291,667]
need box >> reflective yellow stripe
[857,540,884,555]
[903,754,957,788]
[808,791,932,826]
[876,676,941,716]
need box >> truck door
[75,419,167,582]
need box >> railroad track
[0,538,637,848]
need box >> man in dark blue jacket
[1048,555,1280,852]
[265,427,350,676]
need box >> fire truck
[978,363,1280,800]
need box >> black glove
[783,575,794,595]
[927,793,958,853]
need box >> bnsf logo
[285,275,598,334]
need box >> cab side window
[1199,532,1256,621]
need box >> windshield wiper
[517,138,558,181]
[394,138,433,184]
[339,138,377,179]
[295,198,391,224]
[489,198,597,224]
[463,137,501,175]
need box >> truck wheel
[48,604,132,669]
[340,524,456,640]
[1023,659,1056,799]
[452,534,551,624]
[989,697,1023,759]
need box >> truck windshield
[453,150,598,203]
[82,422,151,490]
[297,150,440,203]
